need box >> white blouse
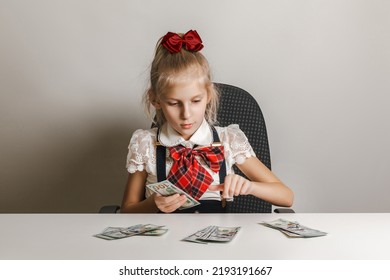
[126,119,256,200]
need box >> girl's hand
[154,193,187,213]
[208,174,252,199]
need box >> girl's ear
[206,84,213,104]
[149,90,161,109]
[152,99,161,109]
[207,91,212,104]
[207,94,212,104]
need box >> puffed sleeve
[126,129,156,174]
[218,124,256,166]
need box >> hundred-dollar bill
[182,225,240,243]
[94,224,165,240]
[146,180,200,209]
[261,219,327,238]
[141,228,169,236]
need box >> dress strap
[156,129,166,182]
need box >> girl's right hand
[154,193,187,213]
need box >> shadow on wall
[0,120,137,213]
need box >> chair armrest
[273,208,295,213]
[99,205,120,213]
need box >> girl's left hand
[208,174,252,199]
[154,193,187,213]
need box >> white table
[1,213,389,260]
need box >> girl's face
[154,78,210,140]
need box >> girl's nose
[181,103,191,119]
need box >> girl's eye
[167,102,178,106]
[192,99,201,103]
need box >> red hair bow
[161,30,204,54]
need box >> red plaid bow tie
[167,145,225,200]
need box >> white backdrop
[1,0,389,213]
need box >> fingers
[154,193,187,213]
[207,184,224,192]
[211,174,252,199]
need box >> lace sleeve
[126,129,156,174]
[219,124,256,166]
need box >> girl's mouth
[180,123,193,129]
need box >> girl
[121,30,293,213]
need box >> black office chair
[100,83,293,213]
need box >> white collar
[158,119,213,148]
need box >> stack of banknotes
[182,225,241,244]
[94,224,167,240]
[146,180,200,209]
[260,219,327,238]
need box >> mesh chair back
[215,83,272,213]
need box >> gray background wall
[1,0,389,213]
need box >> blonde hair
[143,33,219,127]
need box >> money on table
[260,219,327,238]
[182,225,241,244]
[94,224,166,240]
